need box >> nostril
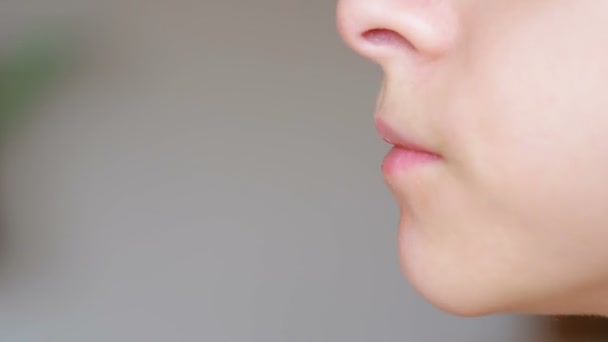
[362,29,413,49]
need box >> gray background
[0,0,605,341]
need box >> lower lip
[381,146,440,175]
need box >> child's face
[337,0,608,316]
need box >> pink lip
[375,118,441,175]
[381,146,440,175]
[375,119,432,153]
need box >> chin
[395,220,526,317]
[396,230,601,318]
[398,262,502,317]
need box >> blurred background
[0,1,606,341]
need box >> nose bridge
[337,0,458,65]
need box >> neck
[521,284,608,317]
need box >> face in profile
[337,0,608,317]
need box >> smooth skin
[337,0,608,317]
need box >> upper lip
[374,118,440,156]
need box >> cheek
[445,9,608,260]
[394,2,608,314]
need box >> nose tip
[337,0,458,64]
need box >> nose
[336,0,459,66]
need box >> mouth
[375,118,441,175]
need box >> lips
[375,118,439,156]
[375,118,441,175]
